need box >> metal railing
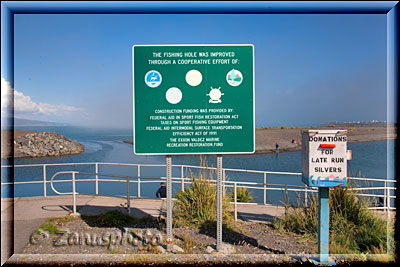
[50,171,79,215]
[1,162,396,220]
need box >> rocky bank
[2,131,85,158]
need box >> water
[1,126,396,207]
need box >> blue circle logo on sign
[145,70,162,88]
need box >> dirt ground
[22,215,317,255]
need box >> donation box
[302,129,348,187]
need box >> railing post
[263,172,267,205]
[71,172,77,216]
[43,165,47,197]
[305,185,308,207]
[386,185,390,222]
[137,165,141,198]
[386,183,392,255]
[181,165,184,192]
[95,163,99,195]
[384,180,387,211]
[222,169,226,198]
[127,176,131,215]
[234,182,237,221]
[284,184,288,214]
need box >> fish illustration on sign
[309,175,345,187]
[145,70,162,88]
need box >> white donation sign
[302,129,348,187]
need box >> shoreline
[254,137,397,154]
[123,126,397,155]
[2,126,396,159]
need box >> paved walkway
[1,195,285,265]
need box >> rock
[171,244,184,253]
[206,246,215,254]
[218,243,236,254]
[206,243,235,254]
[11,131,85,159]
[156,245,166,254]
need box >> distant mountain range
[1,117,69,127]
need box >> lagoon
[1,126,396,206]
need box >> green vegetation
[47,215,76,223]
[180,233,203,253]
[98,210,134,227]
[228,187,254,203]
[96,210,154,227]
[36,222,60,234]
[109,247,119,254]
[273,184,393,254]
[173,158,233,227]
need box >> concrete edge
[4,253,394,265]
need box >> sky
[2,13,389,128]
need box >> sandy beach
[254,126,396,153]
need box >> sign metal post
[216,154,223,251]
[166,155,173,251]
[317,187,330,265]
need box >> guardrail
[50,171,79,215]
[1,162,396,220]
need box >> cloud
[1,77,13,109]
[1,77,84,117]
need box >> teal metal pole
[311,187,335,265]
[318,187,330,263]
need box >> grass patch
[227,187,254,203]
[36,222,60,234]
[180,233,201,253]
[109,247,119,254]
[98,210,133,227]
[97,210,156,227]
[80,211,156,228]
[273,184,391,254]
[47,215,77,224]
[173,157,233,228]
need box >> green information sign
[132,44,254,154]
